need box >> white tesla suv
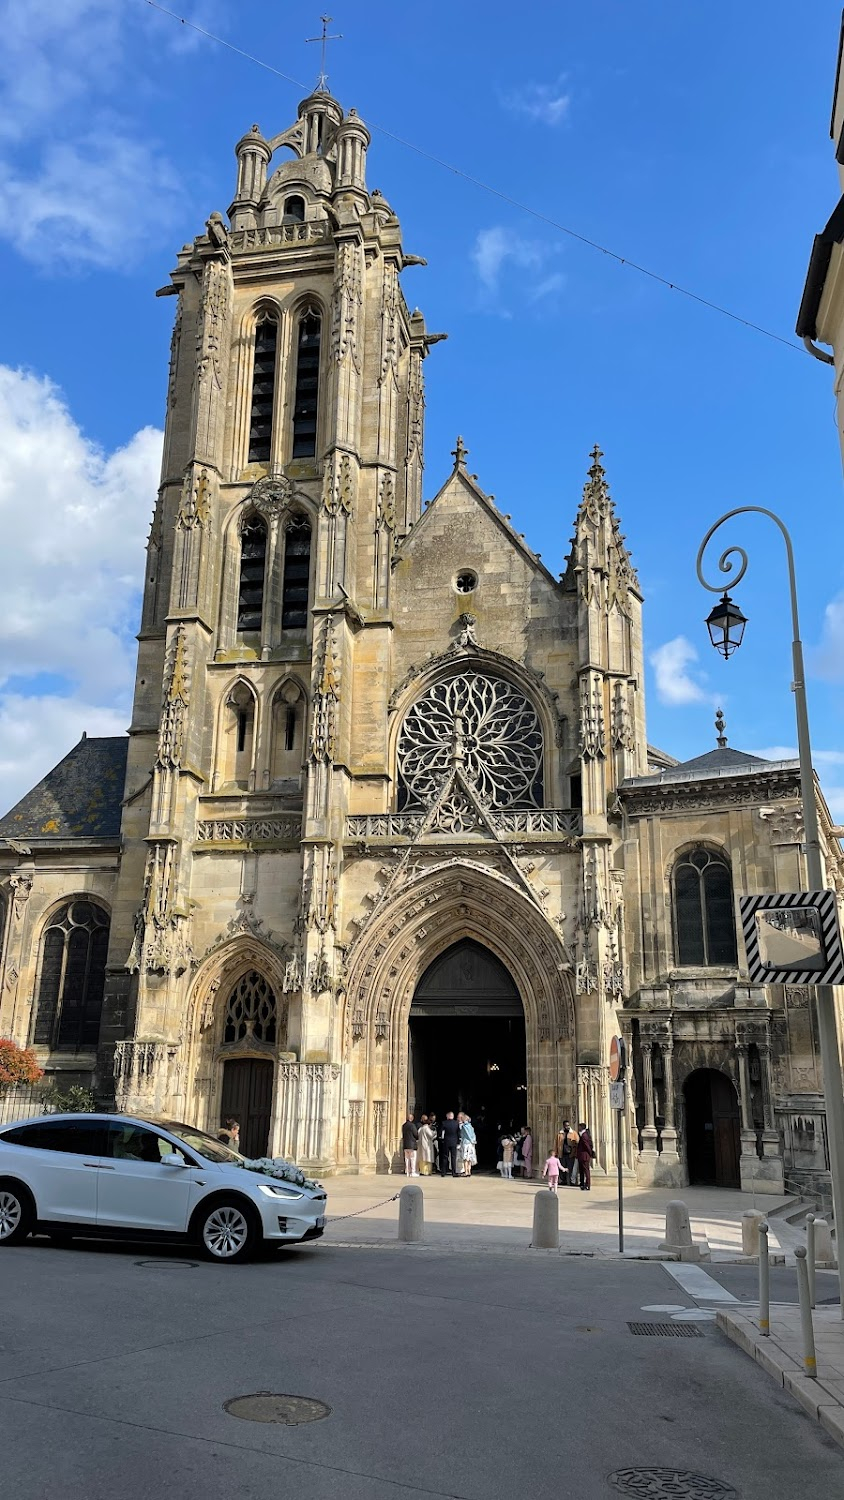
[0,1113,327,1262]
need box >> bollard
[742,1209,764,1258]
[795,1246,817,1380]
[398,1184,424,1243]
[806,1214,816,1309]
[758,1221,770,1336]
[813,1217,836,1267]
[658,1199,710,1262]
[532,1188,559,1249]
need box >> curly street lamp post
[698,506,844,1314]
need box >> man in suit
[439,1111,460,1177]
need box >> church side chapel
[0,83,841,1196]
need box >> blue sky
[1,1,844,813]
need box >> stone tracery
[397,671,544,810]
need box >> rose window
[397,671,544,810]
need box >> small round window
[455,570,478,594]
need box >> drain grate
[608,1469,736,1498]
[224,1393,331,1425]
[627,1321,703,1338]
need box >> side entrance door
[220,1058,274,1159]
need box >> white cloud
[649,636,710,706]
[470,227,562,306]
[502,79,571,127]
[0,365,161,813]
[0,135,181,270]
[0,0,187,268]
[811,592,844,682]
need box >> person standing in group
[417,1114,435,1176]
[557,1120,579,1186]
[499,1132,515,1179]
[439,1111,460,1176]
[428,1114,439,1174]
[576,1121,595,1191]
[459,1113,478,1178]
[520,1125,533,1180]
[218,1116,240,1149]
[542,1151,563,1192]
[402,1113,419,1176]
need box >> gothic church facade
[0,87,839,1197]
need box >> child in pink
[542,1153,562,1192]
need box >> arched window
[281,513,312,629]
[673,847,737,967]
[222,972,277,1046]
[34,899,110,1051]
[220,682,256,788]
[283,195,305,223]
[237,515,267,633]
[291,310,321,458]
[269,678,306,784]
[397,671,544,811]
[248,313,278,464]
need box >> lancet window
[33,900,110,1051]
[291,310,321,458]
[248,314,278,464]
[237,516,267,633]
[673,847,737,967]
[397,671,544,811]
[281,513,312,629]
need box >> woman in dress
[459,1113,478,1177]
[417,1115,436,1176]
[520,1125,533,1180]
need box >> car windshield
[158,1121,245,1165]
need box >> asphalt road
[0,1235,841,1500]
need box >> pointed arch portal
[408,939,527,1166]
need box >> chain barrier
[325,1192,402,1225]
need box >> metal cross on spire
[306,14,343,94]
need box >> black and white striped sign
[739,890,844,985]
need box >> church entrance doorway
[683,1068,740,1188]
[219,1057,273,1159]
[408,940,527,1168]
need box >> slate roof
[668,746,767,776]
[0,735,128,841]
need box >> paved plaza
[0,1234,841,1500]
[322,1171,798,1258]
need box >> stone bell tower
[100,86,441,1147]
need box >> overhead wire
[141,0,802,355]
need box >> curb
[717,1308,844,1451]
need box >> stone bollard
[658,1199,711,1262]
[532,1189,560,1249]
[813,1217,837,1268]
[398,1184,424,1243]
[742,1210,765,1257]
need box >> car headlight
[256,1182,305,1200]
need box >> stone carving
[575,957,598,995]
[9,874,32,921]
[230,222,330,253]
[379,262,400,385]
[157,626,190,771]
[759,805,804,845]
[622,769,799,815]
[196,258,229,393]
[308,946,333,996]
[377,471,396,531]
[611,680,635,752]
[196,817,301,844]
[397,671,543,811]
[322,453,355,518]
[579,672,606,760]
[252,473,293,520]
[311,617,340,763]
[5,964,18,990]
[331,237,362,369]
[454,612,478,649]
[178,468,211,530]
[167,302,182,412]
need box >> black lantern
[705,592,747,659]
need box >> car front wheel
[0,1181,34,1246]
[195,1197,260,1264]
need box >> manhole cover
[134,1259,199,1269]
[608,1469,736,1499]
[627,1322,703,1338]
[224,1393,331,1425]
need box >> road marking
[662,1263,740,1303]
[641,1303,687,1313]
[672,1308,718,1322]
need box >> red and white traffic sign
[609,1035,626,1082]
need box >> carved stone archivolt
[341,858,575,1165]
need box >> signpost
[609,1036,627,1254]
